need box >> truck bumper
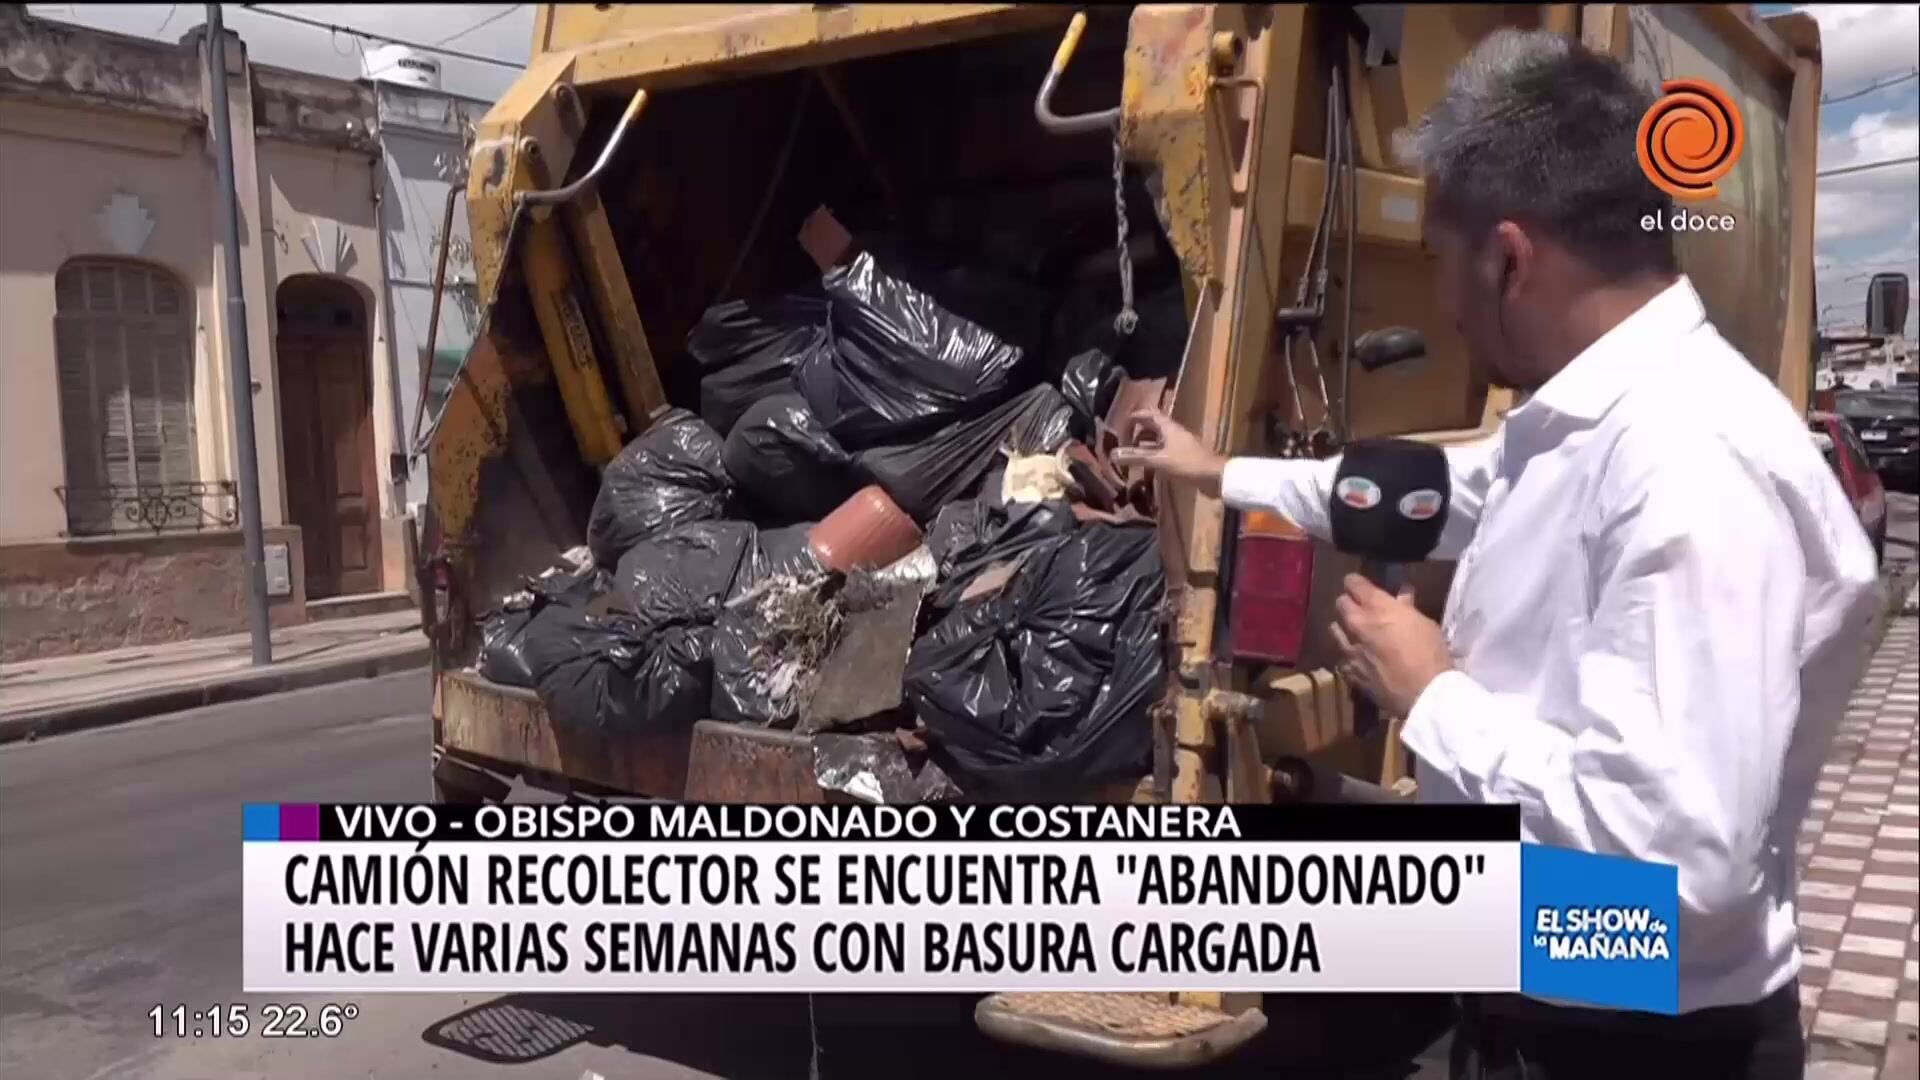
[436,670,823,802]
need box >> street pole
[206,3,273,666]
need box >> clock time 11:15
[151,1002,362,1038]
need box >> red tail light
[1225,512,1315,665]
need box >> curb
[0,642,432,746]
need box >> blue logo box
[1519,844,1680,1015]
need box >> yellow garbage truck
[419,4,1822,1068]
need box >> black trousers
[1450,980,1805,1080]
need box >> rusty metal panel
[427,321,554,558]
[1124,8,1309,782]
[526,4,1075,93]
[521,212,628,466]
[466,52,579,308]
[537,6,866,57]
[555,5,1068,91]
[438,670,693,797]
[1283,155,1424,247]
[684,722,826,803]
[1121,5,1223,290]
[563,193,672,430]
[1618,5,1796,390]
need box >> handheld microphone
[1328,438,1451,736]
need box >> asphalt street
[2,492,1910,1080]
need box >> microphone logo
[1336,477,1382,510]
[1398,490,1445,521]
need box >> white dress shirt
[1221,278,1882,1013]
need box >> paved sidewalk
[0,609,429,743]
[1798,611,1920,1080]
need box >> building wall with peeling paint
[368,79,492,515]
[0,5,415,659]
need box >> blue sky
[1763,4,1918,336]
[27,4,1920,336]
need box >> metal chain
[1112,124,1139,336]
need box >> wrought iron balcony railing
[56,481,240,537]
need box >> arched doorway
[276,276,380,599]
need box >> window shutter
[53,259,198,535]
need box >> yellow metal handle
[614,86,648,129]
[1035,11,1119,136]
[519,88,649,208]
[1050,11,1088,75]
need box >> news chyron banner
[241,803,1678,1013]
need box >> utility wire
[1822,69,1919,106]
[238,4,524,69]
[1818,155,1920,179]
[435,4,523,48]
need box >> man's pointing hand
[1109,409,1228,497]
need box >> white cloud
[1815,110,1918,244]
[1799,7,1920,333]
[1823,111,1920,167]
[1794,4,1920,89]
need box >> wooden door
[276,278,381,599]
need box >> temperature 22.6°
[151,1002,362,1038]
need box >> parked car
[1836,386,1920,489]
[1810,411,1888,565]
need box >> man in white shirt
[1113,29,1881,1080]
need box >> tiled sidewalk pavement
[1798,613,1920,1080]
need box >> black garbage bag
[709,603,819,726]
[526,561,607,607]
[520,605,712,734]
[812,733,964,803]
[612,521,757,637]
[734,522,825,596]
[851,233,1052,355]
[478,606,543,688]
[710,522,829,722]
[904,523,1165,794]
[710,609,769,725]
[710,523,834,726]
[928,499,1078,611]
[926,499,993,571]
[477,554,609,688]
[723,393,858,525]
[852,385,1076,522]
[1060,346,1122,439]
[586,409,733,568]
[689,295,830,437]
[796,251,1033,449]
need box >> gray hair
[1395,29,1676,277]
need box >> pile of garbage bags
[476,215,1182,797]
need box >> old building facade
[362,57,488,517]
[0,6,441,659]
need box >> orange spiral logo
[1636,79,1745,201]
